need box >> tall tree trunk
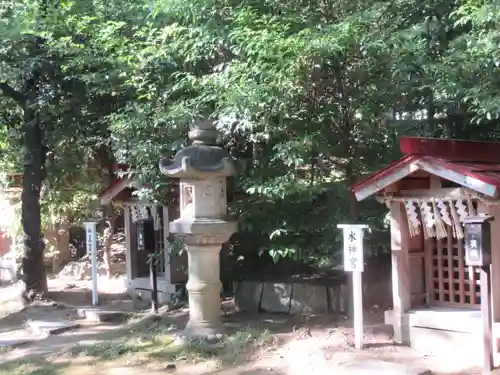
[21,69,47,301]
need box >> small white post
[337,224,369,350]
[84,220,99,306]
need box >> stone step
[25,319,80,336]
[0,329,42,348]
[409,325,482,356]
[77,308,129,323]
[336,360,431,375]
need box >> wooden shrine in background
[350,137,500,366]
[99,166,187,302]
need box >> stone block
[77,308,129,323]
[25,319,80,335]
[409,325,482,361]
[234,281,263,313]
[0,338,31,347]
[158,291,171,304]
[328,283,349,313]
[0,256,16,284]
[289,283,328,314]
[261,282,292,313]
[0,329,40,348]
[336,360,431,375]
[363,279,392,308]
[132,289,171,305]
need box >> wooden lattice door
[426,226,480,307]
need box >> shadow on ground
[2,292,452,375]
[0,307,288,375]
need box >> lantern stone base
[178,320,225,342]
[181,277,225,340]
[170,218,237,243]
[170,218,237,341]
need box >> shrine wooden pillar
[124,206,138,279]
[485,205,500,323]
[390,201,411,344]
[484,206,500,368]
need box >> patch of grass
[218,327,275,365]
[67,317,177,361]
[0,315,277,375]
[0,359,67,375]
[0,344,15,354]
[227,327,274,348]
[0,299,23,319]
[76,323,276,366]
[149,327,276,366]
[126,314,177,337]
[148,340,216,363]
[74,341,155,360]
[0,358,30,374]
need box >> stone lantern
[159,119,238,340]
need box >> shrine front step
[335,360,431,375]
[385,307,496,367]
[409,324,500,369]
[409,325,482,361]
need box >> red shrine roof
[98,164,141,205]
[350,137,500,201]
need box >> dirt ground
[0,278,495,375]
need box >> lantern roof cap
[159,118,237,178]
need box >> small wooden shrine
[99,167,187,302]
[350,137,500,364]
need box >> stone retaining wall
[234,278,391,315]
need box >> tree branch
[0,82,23,104]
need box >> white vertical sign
[337,224,369,350]
[341,226,365,272]
[84,220,99,306]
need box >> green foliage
[0,0,133,225]
[2,0,500,271]
[99,0,401,265]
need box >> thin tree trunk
[95,144,117,278]
[101,211,116,277]
[346,162,358,221]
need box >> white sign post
[84,220,99,306]
[337,224,369,349]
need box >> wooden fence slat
[458,235,465,304]
[424,238,433,306]
[437,238,444,302]
[447,228,453,302]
